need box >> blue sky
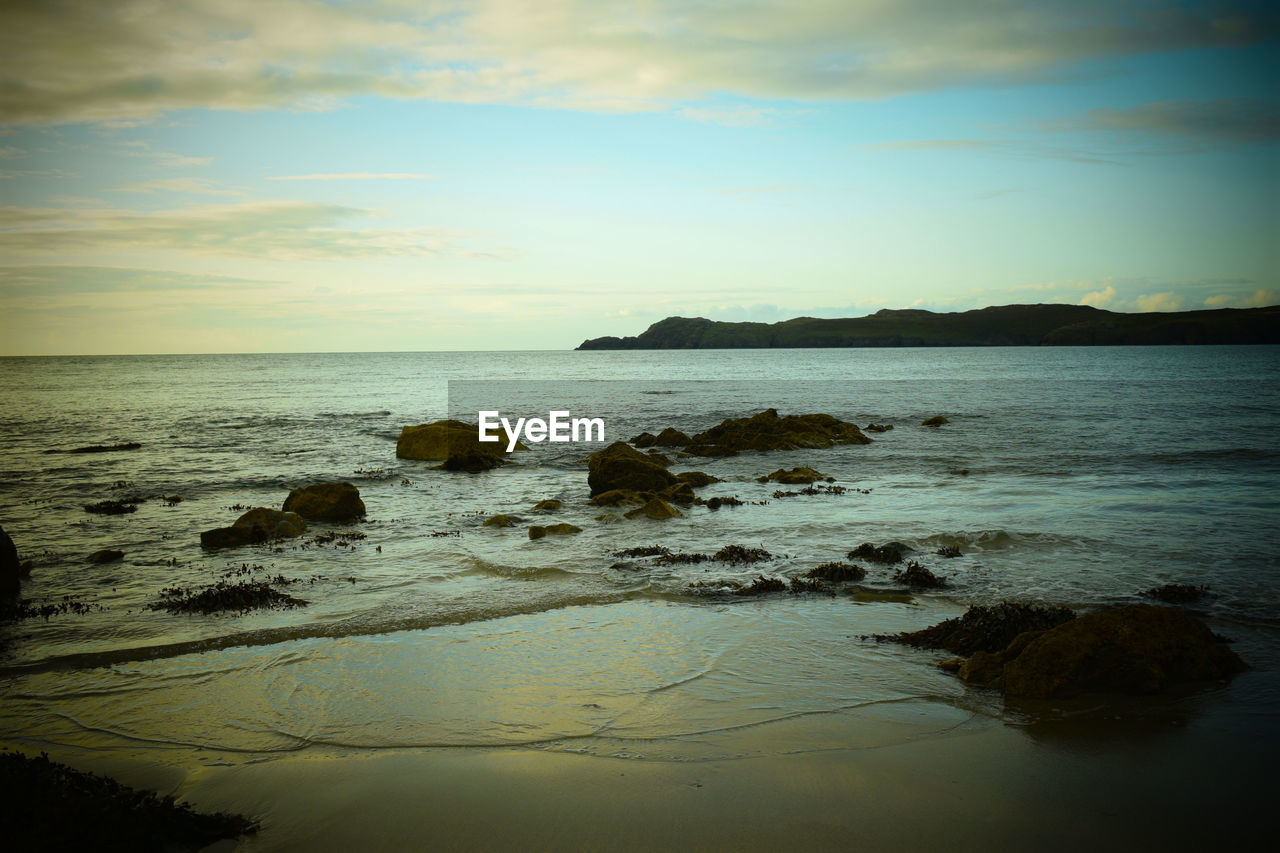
[0,0,1276,354]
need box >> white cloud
[1205,289,1279,308]
[1136,292,1184,312]
[1079,284,1116,308]
[0,1,1270,125]
[113,178,242,196]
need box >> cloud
[1079,285,1116,307]
[0,201,508,260]
[1135,292,1184,312]
[865,137,1121,165]
[1,1,1273,125]
[676,106,787,127]
[112,178,242,196]
[1205,289,1278,308]
[266,172,435,181]
[1048,98,1280,148]
[0,264,271,300]
[120,141,212,168]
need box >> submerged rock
[396,419,525,463]
[847,542,909,564]
[714,544,772,564]
[65,442,142,454]
[440,452,505,472]
[865,423,893,433]
[530,499,563,512]
[757,466,826,485]
[201,508,307,550]
[921,415,950,427]
[624,498,683,520]
[685,409,871,457]
[1,526,20,594]
[483,514,524,528]
[282,482,366,522]
[86,549,124,564]
[675,471,721,488]
[528,523,582,540]
[1140,583,1212,604]
[83,500,137,515]
[893,560,946,589]
[1001,604,1247,698]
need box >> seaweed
[714,544,773,564]
[1140,583,1212,604]
[84,500,137,515]
[148,580,308,615]
[873,601,1076,655]
[733,575,786,595]
[892,560,946,589]
[805,561,867,582]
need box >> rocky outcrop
[685,409,870,457]
[883,602,1076,656]
[847,542,910,564]
[921,415,949,427]
[675,471,720,488]
[528,523,582,540]
[282,482,366,522]
[624,498,683,520]
[201,508,307,550]
[396,419,526,464]
[758,466,826,485]
[631,428,693,448]
[482,514,523,527]
[86,549,124,564]
[587,442,678,496]
[530,499,562,512]
[998,604,1247,698]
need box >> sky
[0,0,1277,354]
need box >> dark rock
[757,466,825,485]
[653,427,693,446]
[528,523,582,540]
[624,498,683,520]
[282,482,366,522]
[587,442,677,497]
[530,499,563,512]
[482,514,523,528]
[865,423,893,433]
[201,508,307,550]
[893,561,946,588]
[1,525,20,594]
[847,542,908,564]
[883,602,1076,656]
[921,415,950,427]
[86,549,124,564]
[936,545,963,558]
[685,409,871,457]
[630,431,658,447]
[1140,583,1212,604]
[440,451,506,472]
[675,471,721,488]
[806,561,867,582]
[1002,604,1248,698]
[84,500,137,515]
[704,496,744,510]
[396,419,526,462]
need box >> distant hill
[576,304,1280,349]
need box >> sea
[1,346,1278,765]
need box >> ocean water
[1,347,1278,761]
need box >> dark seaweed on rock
[936,545,963,558]
[59,442,143,454]
[612,545,667,558]
[876,601,1077,656]
[684,409,871,457]
[1,597,102,622]
[704,496,744,510]
[714,544,773,564]
[733,575,786,595]
[806,561,867,582]
[1140,583,1212,604]
[654,550,711,565]
[149,580,308,615]
[0,750,256,851]
[847,542,906,564]
[893,561,946,588]
[84,500,138,515]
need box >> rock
[528,523,582,540]
[440,452,505,472]
[483,514,524,527]
[936,545,963,558]
[805,561,866,582]
[684,409,871,457]
[587,442,677,497]
[282,482,366,522]
[849,586,915,603]
[653,427,693,446]
[880,602,1075,656]
[758,466,825,485]
[201,508,307,550]
[396,419,525,462]
[588,489,648,507]
[847,542,908,564]
[629,432,658,447]
[937,657,964,672]
[675,471,720,488]
[1001,604,1248,699]
[892,560,946,589]
[1,525,20,594]
[531,499,562,512]
[958,650,1007,687]
[86,549,124,564]
[921,415,950,427]
[1140,583,1212,604]
[714,545,772,564]
[732,575,787,596]
[704,496,744,510]
[624,498,683,520]
[65,442,142,454]
[865,423,893,433]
